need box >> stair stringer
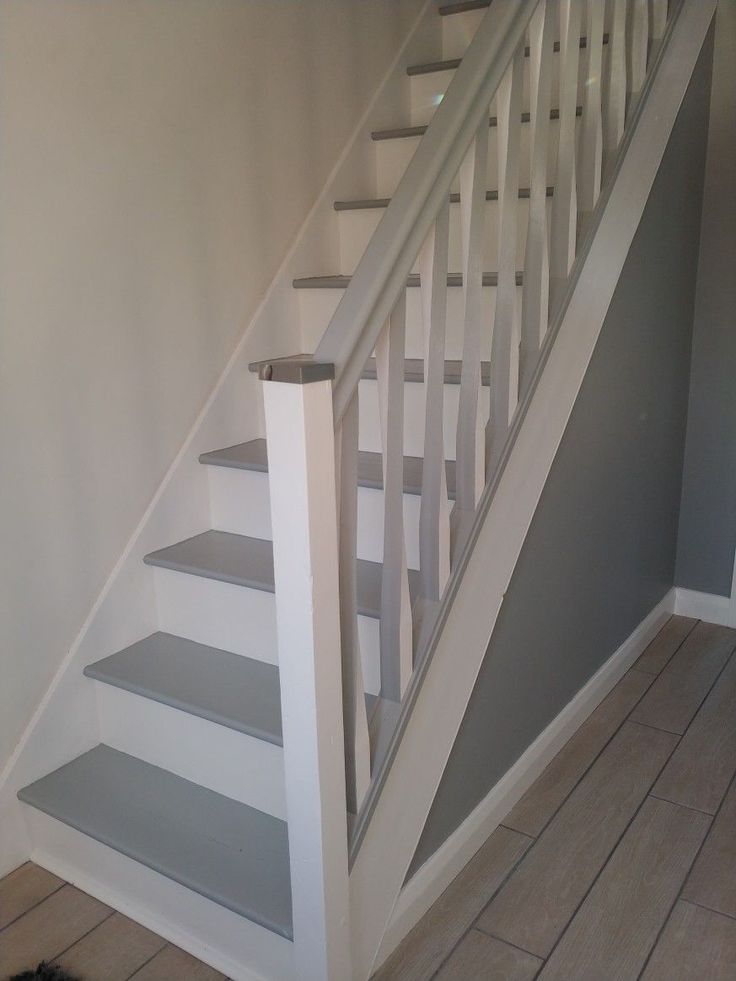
[348,3,718,976]
[0,0,442,882]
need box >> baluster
[650,0,668,43]
[489,46,524,467]
[627,0,649,111]
[419,201,451,602]
[603,0,627,175]
[375,292,413,700]
[521,0,555,388]
[336,390,371,813]
[455,121,489,513]
[578,0,605,221]
[550,0,583,302]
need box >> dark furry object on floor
[8,963,80,981]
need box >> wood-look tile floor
[376,615,736,980]
[2,617,735,980]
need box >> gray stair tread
[144,530,413,618]
[334,187,554,210]
[407,37,606,75]
[372,106,579,141]
[361,357,490,386]
[293,272,523,288]
[439,0,490,14]
[84,633,283,746]
[17,745,293,939]
[200,439,459,500]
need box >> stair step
[372,106,580,141]
[408,35,607,76]
[85,632,283,745]
[17,744,293,939]
[439,0,490,14]
[200,438,460,499]
[293,272,522,289]
[334,187,556,210]
[360,357,489,386]
[144,530,413,618]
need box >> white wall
[0,0,423,770]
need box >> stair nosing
[84,632,284,747]
[407,35,608,76]
[438,0,490,15]
[334,186,553,211]
[18,745,293,939]
[372,105,581,141]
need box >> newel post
[252,356,351,981]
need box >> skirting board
[675,587,736,628]
[374,587,676,968]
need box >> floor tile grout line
[50,907,116,964]
[0,881,67,935]
[426,835,536,980]
[678,897,736,923]
[648,792,717,817]
[124,938,171,980]
[470,926,543,961]
[633,774,736,980]
[627,718,683,737]
[530,725,684,971]
[502,660,661,840]
[634,615,701,677]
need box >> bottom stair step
[18,744,293,940]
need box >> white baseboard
[374,588,676,969]
[674,587,736,627]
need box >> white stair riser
[94,682,286,818]
[24,812,295,981]
[152,567,382,695]
[338,197,551,276]
[299,284,521,361]
[208,466,425,570]
[359,376,491,461]
[376,116,572,198]
[442,8,486,60]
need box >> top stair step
[143,530,417,618]
[18,744,293,939]
[372,106,581,141]
[85,631,283,745]
[407,35,608,75]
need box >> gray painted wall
[410,29,714,874]
[676,1,736,597]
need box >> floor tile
[641,900,736,981]
[682,778,736,917]
[57,910,167,980]
[634,616,698,675]
[477,722,677,957]
[129,943,226,980]
[539,797,710,980]
[0,862,64,930]
[435,929,541,980]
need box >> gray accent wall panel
[676,2,736,596]
[410,32,713,874]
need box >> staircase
[9,1,716,979]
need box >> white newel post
[258,358,351,981]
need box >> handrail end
[248,354,335,384]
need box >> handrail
[314,0,539,423]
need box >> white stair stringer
[347,5,719,976]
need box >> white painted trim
[374,588,675,970]
[674,587,736,627]
[348,6,717,976]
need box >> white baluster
[455,121,489,513]
[489,46,524,466]
[375,293,413,700]
[419,201,451,602]
[336,390,371,814]
[603,0,628,174]
[578,0,605,220]
[627,0,649,109]
[521,0,555,388]
[550,0,583,301]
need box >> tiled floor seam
[51,907,116,964]
[527,725,684,967]
[126,942,172,981]
[633,777,736,980]
[0,881,66,935]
